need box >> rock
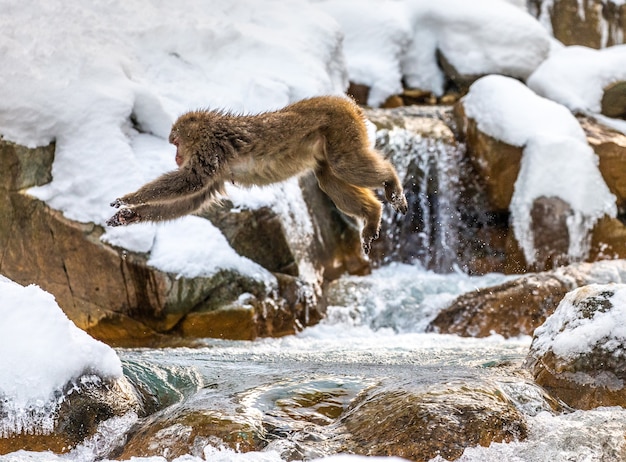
[347,82,370,106]
[590,216,626,261]
[0,139,331,346]
[454,104,626,273]
[454,102,522,212]
[437,49,483,95]
[601,80,626,119]
[430,259,626,338]
[530,196,573,269]
[526,283,626,409]
[0,375,139,455]
[337,380,528,461]
[118,407,265,459]
[528,0,626,48]
[200,203,298,276]
[580,115,626,208]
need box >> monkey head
[169,112,205,167]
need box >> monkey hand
[110,198,127,208]
[106,208,139,227]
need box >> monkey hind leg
[325,147,407,214]
[315,166,382,254]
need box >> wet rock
[0,375,139,455]
[528,0,626,48]
[347,82,370,106]
[118,407,265,459]
[529,196,573,269]
[337,380,528,461]
[526,283,626,409]
[200,204,298,276]
[430,259,626,338]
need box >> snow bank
[463,75,616,264]
[318,0,551,104]
[0,276,122,433]
[401,0,551,96]
[531,283,626,360]
[316,0,411,107]
[528,45,626,114]
[0,0,345,280]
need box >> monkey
[107,95,408,254]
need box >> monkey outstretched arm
[107,181,224,226]
[111,167,209,208]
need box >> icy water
[4,263,626,462]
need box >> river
[3,262,625,462]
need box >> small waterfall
[370,107,464,273]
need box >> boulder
[0,375,139,455]
[601,80,626,119]
[0,139,338,346]
[118,407,265,459]
[526,283,626,409]
[453,102,521,213]
[455,103,626,273]
[580,115,626,207]
[528,0,626,48]
[437,49,484,95]
[337,380,528,461]
[430,259,626,338]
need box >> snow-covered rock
[526,282,626,409]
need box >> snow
[399,0,551,96]
[318,0,551,104]
[0,0,576,280]
[531,283,626,360]
[528,45,626,115]
[1,0,626,445]
[0,276,122,433]
[0,0,346,281]
[463,75,617,265]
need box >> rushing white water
[3,263,625,462]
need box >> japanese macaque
[107,95,408,253]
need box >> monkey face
[170,113,205,167]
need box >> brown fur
[107,95,407,253]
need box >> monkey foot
[361,227,380,255]
[391,193,408,214]
[106,208,138,227]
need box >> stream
[4,263,626,462]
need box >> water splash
[376,122,464,272]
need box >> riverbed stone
[0,376,139,455]
[526,283,626,409]
[430,259,626,338]
[118,407,266,459]
[337,381,528,461]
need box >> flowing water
[3,263,626,462]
